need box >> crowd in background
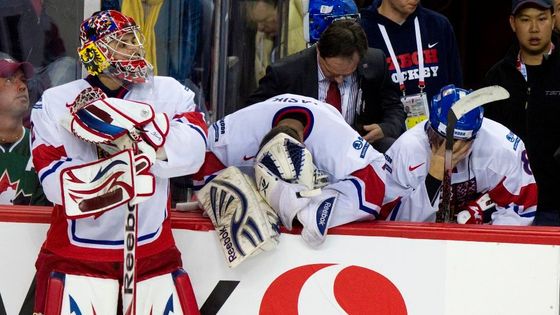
[2,0,560,312]
[1,1,559,222]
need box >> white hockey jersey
[196,93,387,227]
[383,119,537,225]
[31,76,208,261]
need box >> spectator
[0,0,79,128]
[382,85,536,225]
[194,93,386,248]
[0,58,49,206]
[248,0,307,81]
[30,10,206,313]
[360,0,462,128]
[246,19,405,153]
[484,0,559,226]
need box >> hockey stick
[436,86,509,223]
[122,157,152,315]
[122,201,138,315]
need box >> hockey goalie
[30,10,206,315]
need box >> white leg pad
[54,274,119,315]
[136,273,183,315]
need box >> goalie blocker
[196,166,281,268]
[60,149,155,218]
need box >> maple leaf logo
[0,170,19,205]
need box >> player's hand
[456,205,483,224]
[362,123,384,143]
[429,140,472,180]
[457,193,494,224]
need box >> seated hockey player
[194,93,387,258]
[382,84,536,225]
[30,10,206,314]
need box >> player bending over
[194,93,387,265]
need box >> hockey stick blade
[450,85,509,119]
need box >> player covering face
[193,94,387,268]
[382,85,536,225]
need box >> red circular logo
[260,264,407,314]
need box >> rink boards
[1,206,559,315]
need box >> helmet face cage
[78,10,152,83]
[306,0,359,43]
[429,85,484,141]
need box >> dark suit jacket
[246,46,405,139]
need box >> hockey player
[194,93,386,251]
[31,11,206,314]
[382,85,537,225]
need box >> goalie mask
[303,0,359,43]
[78,10,152,84]
[429,84,484,141]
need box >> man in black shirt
[484,0,560,225]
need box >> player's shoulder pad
[476,119,525,154]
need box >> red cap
[0,58,34,79]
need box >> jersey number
[521,150,533,175]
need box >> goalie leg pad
[197,166,280,268]
[297,189,339,248]
[172,269,200,315]
[44,272,119,315]
[135,269,199,315]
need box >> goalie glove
[197,166,280,268]
[456,193,495,224]
[256,132,317,189]
[65,87,154,144]
[62,87,166,162]
[254,132,326,229]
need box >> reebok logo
[316,197,335,235]
[408,162,425,172]
[219,226,237,262]
[428,42,438,48]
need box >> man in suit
[246,19,405,152]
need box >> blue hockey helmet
[303,0,359,44]
[429,84,484,140]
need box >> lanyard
[378,17,425,95]
[516,43,555,82]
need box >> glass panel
[0,0,83,105]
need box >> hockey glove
[456,193,495,224]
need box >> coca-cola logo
[260,264,407,314]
